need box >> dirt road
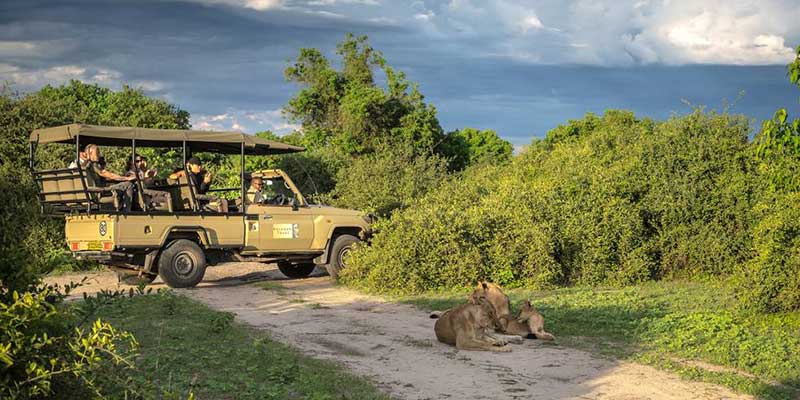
[47,263,750,400]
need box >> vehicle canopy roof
[29,124,304,155]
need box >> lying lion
[433,292,512,352]
[502,300,555,341]
[432,282,555,344]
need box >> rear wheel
[325,234,360,280]
[157,239,207,288]
[277,261,316,279]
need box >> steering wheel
[270,193,286,205]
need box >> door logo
[273,223,299,239]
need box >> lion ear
[524,300,531,307]
[481,282,489,290]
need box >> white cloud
[519,15,543,32]
[0,63,169,94]
[355,0,800,66]
[414,10,435,21]
[191,108,300,134]
[188,0,283,11]
[0,40,74,58]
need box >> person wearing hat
[169,157,228,212]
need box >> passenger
[68,144,93,169]
[126,155,171,210]
[246,176,266,204]
[169,157,228,213]
[85,145,136,212]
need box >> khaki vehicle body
[31,125,372,287]
[64,202,371,259]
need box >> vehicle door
[255,203,315,251]
[250,177,314,251]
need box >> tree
[441,128,513,171]
[283,34,446,157]
[0,81,190,292]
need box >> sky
[1,0,800,147]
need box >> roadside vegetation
[93,290,390,400]
[403,280,800,399]
[345,46,800,317]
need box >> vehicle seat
[82,166,119,210]
[34,167,117,212]
[174,175,198,211]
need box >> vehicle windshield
[257,176,299,205]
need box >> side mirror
[291,197,299,211]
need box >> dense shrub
[344,110,756,295]
[331,143,449,216]
[0,287,138,399]
[734,193,800,312]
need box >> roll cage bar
[29,124,305,216]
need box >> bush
[331,143,448,216]
[345,110,756,295]
[0,287,138,399]
[734,193,800,312]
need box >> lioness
[433,292,512,352]
[502,300,555,341]
[472,282,555,341]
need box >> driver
[246,176,266,204]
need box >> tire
[325,234,360,280]
[277,261,316,279]
[157,239,207,288]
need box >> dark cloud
[0,0,798,143]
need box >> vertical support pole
[241,141,246,244]
[131,139,136,170]
[240,141,245,208]
[29,141,34,170]
[76,135,80,165]
[182,141,187,167]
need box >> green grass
[92,291,390,400]
[401,280,800,400]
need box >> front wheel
[277,261,316,279]
[157,239,207,288]
[325,234,360,280]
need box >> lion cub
[502,300,555,341]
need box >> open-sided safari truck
[29,124,373,287]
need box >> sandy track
[46,263,750,400]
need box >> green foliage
[737,45,800,313]
[281,34,502,214]
[734,193,800,313]
[331,143,449,216]
[0,287,138,399]
[440,127,513,170]
[284,34,445,159]
[345,110,754,294]
[403,281,800,399]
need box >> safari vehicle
[29,124,374,287]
